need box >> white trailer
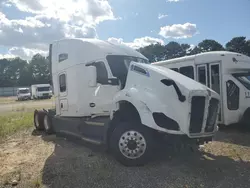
[34,38,220,166]
[17,87,31,100]
[153,51,250,127]
[31,84,52,99]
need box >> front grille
[43,93,49,96]
[189,96,205,133]
[205,98,219,132]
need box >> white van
[17,88,31,100]
[153,51,250,127]
[31,84,52,99]
[33,38,220,166]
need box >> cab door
[58,72,68,114]
[91,61,120,115]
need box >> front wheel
[110,122,154,166]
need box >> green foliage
[0,112,33,139]
[198,39,224,52]
[30,54,50,84]
[226,37,250,56]
[139,36,250,62]
[0,53,50,87]
[0,36,250,85]
[139,43,166,62]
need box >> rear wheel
[110,122,154,166]
[43,114,54,134]
[34,110,45,131]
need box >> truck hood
[143,64,216,93]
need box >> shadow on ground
[31,130,250,188]
[217,124,250,147]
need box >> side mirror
[161,79,174,86]
[87,66,97,87]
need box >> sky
[0,0,250,60]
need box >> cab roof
[55,38,148,60]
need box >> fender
[111,87,183,133]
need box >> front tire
[110,122,154,166]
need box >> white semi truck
[34,38,220,166]
[153,51,250,128]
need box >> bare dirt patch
[0,127,250,188]
[0,130,54,187]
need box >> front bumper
[37,94,52,98]
[159,132,214,146]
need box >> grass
[0,96,55,105]
[0,112,33,139]
[30,176,43,188]
[0,97,17,104]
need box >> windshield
[106,55,149,89]
[107,55,149,76]
[37,87,50,92]
[19,89,29,94]
[233,72,250,90]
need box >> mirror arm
[161,79,186,102]
[172,82,186,102]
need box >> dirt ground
[0,126,250,188]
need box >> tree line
[139,36,250,62]
[0,36,249,87]
[0,54,50,87]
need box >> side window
[226,80,239,110]
[197,66,207,85]
[211,64,220,94]
[94,61,108,84]
[170,68,179,72]
[59,74,66,92]
[180,66,194,79]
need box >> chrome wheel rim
[35,114,39,127]
[119,130,146,159]
[44,115,49,130]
